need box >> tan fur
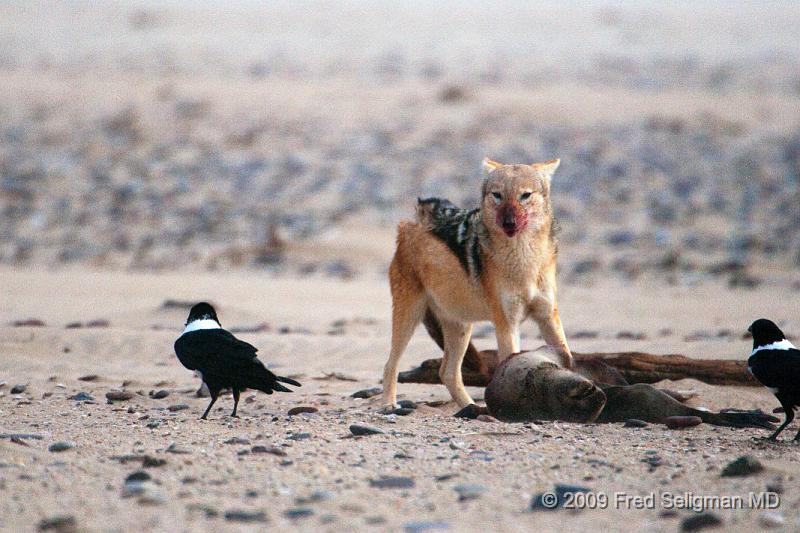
[383,158,573,409]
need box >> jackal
[382,158,573,411]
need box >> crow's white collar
[182,319,221,335]
[752,339,796,355]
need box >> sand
[2,2,800,531]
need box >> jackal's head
[480,158,559,238]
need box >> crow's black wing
[174,330,299,393]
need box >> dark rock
[350,425,384,436]
[389,408,414,416]
[10,384,27,394]
[167,403,189,412]
[150,390,169,399]
[166,443,191,454]
[224,510,268,523]
[48,441,75,452]
[397,400,417,409]
[454,404,489,419]
[286,432,312,441]
[616,331,647,340]
[680,512,722,531]
[369,476,415,489]
[77,375,100,382]
[69,392,94,402]
[106,391,134,402]
[351,387,382,399]
[251,445,286,456]
[530,484,591,510]
[664,416,702,429]
[223,437,250,445]
[624,419,648,428]
[85,319,110,328]
[37,515,77,532]
[295,490,331,504]
[13,319,46,327]
[284,507,313,519]
[721,455,764,477]
[186,503,218,518]
[288,406,318,415]
[142,456,167,468]
[125,471,151,483]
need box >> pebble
[296,490,331,504]
[454,484,486,501]
[224,510,268,523]
[530,483,591,510]
[286,432,311,441]
[251,445,286,456]
[224,437,250,445]
[124,471,151,483]
[69,392,94,402]
[13,319,46,327]
[288,406,318,415]
[350,424,384,436]
[106,391,134,402]
[77,375,99,382]
[369,476,415,489]
[680,512,722,531]
[664,416,702,429]
[48,441,75,452]
[284,507,313,519]
[720,455,764,477]
[624,419,648,428]
[10,384,27,394]
[150,390,169,399]
[389,407,414,416]
[351,387,382,399]
[397,400,417,409]
[166,443,191,454]
[167,403,189,411]
[37,515,77,532]
[404,521,451,532]
[758,511,784,528]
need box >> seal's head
[485,348,606,423]
[480,158,559,238]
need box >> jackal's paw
[378,404,400,414]
[453,404,489,419]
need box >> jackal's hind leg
[438,319,475,408]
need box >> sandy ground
[2,2,800,532]
[2,267,800,532]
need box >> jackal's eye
[491,192,502,202]
[520,192,532,201]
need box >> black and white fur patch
[417,197,484,278]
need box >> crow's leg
[231,389,241,418]
[201,391,219,420]
[769,400,794,441]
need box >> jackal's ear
[533,158,560,179]
[482,158,503,175]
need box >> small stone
[224,510,268,523]
[186,503,218,518]
[296,490,331,504]
[224,437,250,445]
[125,471,151,483]
[166,443,191,454]
[77,375,100,382]
[530,484,591,510]
[251,445,286,456]
[286,432,311,441]
[397,400,417,409]
[454,484,486,501]
[284,507,313,519]
[721,455,764,477]
[10,384,27,394]
[48,441,75,452]
[37,515,77,532]
[288,406,318,416]
[680,512,722,531]
[351,387,382,399]
[350,425,384,436]
[167,403,189,412]
[106,391,134,402]
[13,319,46,327]
[664,416,702,429]
[150,390,169,399]
[389,408,414,416]
[69,392,94,402]
[404,521,450,532]
[624,419,648,428]
[758,511,784,528]
[369,476,415,489]
[142,456,167,468]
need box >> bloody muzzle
[496,203,528,237]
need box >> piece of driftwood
[397,350,759,387]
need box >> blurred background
[1,1,798,287]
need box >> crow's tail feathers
[246,362,301,394]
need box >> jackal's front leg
[531,301,573,369]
